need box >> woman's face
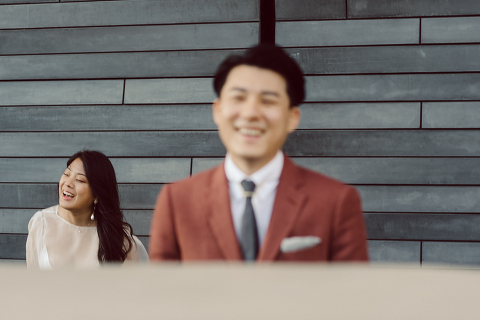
[58,158,95,213]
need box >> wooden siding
[0,0,256,262]
[2,0,480,267]
[276,0,480,266]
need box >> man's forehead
[222,65,287,95]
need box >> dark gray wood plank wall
[275,0,480,267]
[2,0,479,267]
[0,0,258,261]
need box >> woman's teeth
[63,191,74,198]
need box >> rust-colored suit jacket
[149,156,369,262]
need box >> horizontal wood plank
[0,235,26,259]
[0,0,258,29]
[0,259,25,264]
[423,242,480,266]
[0,184,162,209]
[193,157,480,185]
[123,210,152,237]
[0,0,55,3]
[367,240,420,264]
[284,130,480,157]
[124,78,215,104]
[300,103,420,129]
[348,0,480,18]
[287,45,480,74]
[0,80,123,106]
[275,0,345,20]
[0,132,225,157]
[0,50,240,80]
[0,0,54,5]
[0,5,27,29]
[358,186,480,213]
[0,105,216,131]
[294,158,480,185]
[422,17,480,44]
[366,213,480,241]
[2,130,480,157]
[0,209,33,234]
[192,158,223,175]
[0,103,418,131]
[305,74,480,102]
[0,158,190,183]
[276,19,418,47]
[423,102,480,128]
[109,158,190,184]
[0,23,258,55]
[9,44,480,80]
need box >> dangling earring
[91,199,98,221]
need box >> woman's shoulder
[128,235,149,262]
[28,206,57,230]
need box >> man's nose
[240,97,261,118]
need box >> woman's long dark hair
[67,150,134,263]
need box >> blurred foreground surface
[2,263,479,319]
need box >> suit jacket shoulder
[262,156,368,262]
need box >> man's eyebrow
[230,87,247,92]
[230,87,280,97]
[261,91,280,97]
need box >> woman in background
[26,150,148,268]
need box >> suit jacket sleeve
[149,184,181,261]
[330,186,369,262]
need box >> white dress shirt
[224,150,284,246]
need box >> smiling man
[149,44,369,262]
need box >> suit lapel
[258,157,307,261]
[206,164,243,260]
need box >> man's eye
[262,99,276,105]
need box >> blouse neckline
[55,205,97,229]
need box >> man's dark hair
[213,44,305,107]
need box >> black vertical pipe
[259,0,276,44]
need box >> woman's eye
[63,173,69,177]
[76,179,86,183]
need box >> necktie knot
[241,179,256,194]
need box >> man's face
[213,65,300,172]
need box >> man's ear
[212,98,220,126]
[287,106,301,133]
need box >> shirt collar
[225,150,284,196]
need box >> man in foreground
[149,44,369,262]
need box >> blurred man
[149,44,368,262]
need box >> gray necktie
[240,179,258,261]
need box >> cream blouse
[26,205,149,269]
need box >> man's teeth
[63,191,74,198]
[239,128,261,136]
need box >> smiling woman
[26,150,148,269]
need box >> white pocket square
[280,236,322,253]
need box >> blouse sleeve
[26,211,43,268]
[125,235,149,263]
